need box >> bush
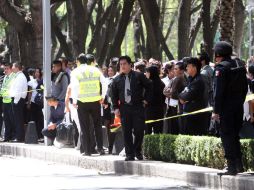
[143,134,254,170]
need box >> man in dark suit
[111,56,153,161]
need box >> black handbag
[34,92,44,107]
[56,113,75,145]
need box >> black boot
[218,160,237,176]
[236,158,244,173]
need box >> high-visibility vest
[0,73,15,103]
[76,66,101,103]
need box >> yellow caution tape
[145,107,213,124]
[145,93,254,124]
[1,85,43,95]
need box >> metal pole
[249,8,252,58]
[43,0,52,145]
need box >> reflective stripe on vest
[77,67,101,103]
[1,73,15,103]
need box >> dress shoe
[218,160,237,176]
[236,158,244,173]
[91,149,98,154]
[135,154,143,160]
[82,152,91,156]
[125,156,135,161]
[98,149,105,155]
[0,139,9,142]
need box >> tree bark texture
[67,0,86,57]
[220,0,235,45]
[139,0,161,60]
[234,0,246,56]
[108,0,135,59]
[178,0,191,59]
[201,0,213,58]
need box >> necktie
[125,75,131,103]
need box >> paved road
[0,155,211,190]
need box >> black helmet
[214,41,233,57]
[77,53,87,64]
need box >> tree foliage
[0,0,250,68]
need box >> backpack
[54,72,70,85]
[34,80,44,107]
[220,59,248,102]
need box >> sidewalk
[0,142,253,190]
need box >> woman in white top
[27,68,44,139]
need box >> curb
[0,143,253,190]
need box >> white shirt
[161,76,171,87]
[28,79,38,103]
[70,64,106,104]
[161,76,173,105]
[9,71,28,104]
[244,88,252,121]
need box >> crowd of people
[0,41,252,175]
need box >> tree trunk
[133,6,142,60]
[0,0,30,34]
[67,0,86,57]
[52,13,73,60]
[189,14,202,52]
[107,0,135,59]
[201,0,213,58]
[178,0,191,59]
[87,2,113,54]
[211,0,221,40]
[5,25,20,63]
[220,0,235,45]
[139,0,161,60]
[29,0,43,68]
[97,0,119,66]
[165,10,178,41]
[83,0,97,51]
[234,0,246,56]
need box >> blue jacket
[49,101,65,125]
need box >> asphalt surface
[0,155,213,190]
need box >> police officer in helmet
[213,41,248,175]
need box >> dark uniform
[213,41,248,175]
[179,74,207,135]
[111,70,153,160]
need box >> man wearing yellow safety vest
[0,63,16,142]
[71,53,106,156]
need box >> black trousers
[166,106,179,134]
[183,112,207,136]
[12,98,25,141]
[220,103,243,161]
[104,113,116,153]
[3,103,15,140]
[77,101,103,154]
[30,102,44,139]
[41,128,56,141]
[145,105,164,134]
[120,104,145,158]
